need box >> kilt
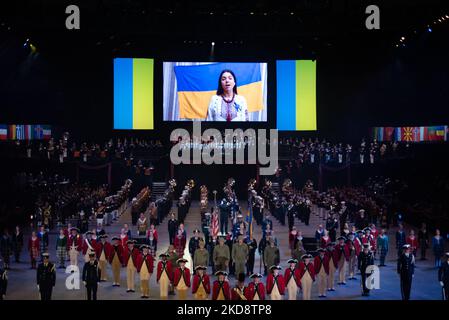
[30,247,39,259]
[57,246,67,262]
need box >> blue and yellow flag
[174,63,265,119]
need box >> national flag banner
[384,127,395,141]
[277,60,317,131]
[8,125,16,139]
[401,127,415,142]
[428,125,446,141]
[211,212,219,238]
[174,62,265,119]
[394,127,402,142]
[42,125,52,140]
[0,125,7,140]
[34,125,43,139]
[24,125,33,140]
[114,58,154,129]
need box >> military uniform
[36,254,56,300]
[358,245,374,296]
[137,246,154,298]
[157,254,173,299]
[95,236,112,281]
[212,272,231,300]
[314,250,329,297]
[232,241,249,277]
[266,266,285,300]
[213,242,230,272]
[299,255,315,300]
[193,247,210,269]
[82,254,101,300]
[245,274,265,300]
[174,259,191,300]
[108,238,124,286]
[263,245,280,273]
[397,245,415,300]
[192,266,211,300]
[123,240,140,292]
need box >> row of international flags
[0,124,52,140]
[372,125,448,142]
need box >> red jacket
[174,235,186,257]
[353,238,362,256]
[157,260,173,282]
[231,286,246,300]
[28,237,40,253]
[298,261,316,281]
[362,235,376,250]
[335,243,351,261]
[82,238,97,255]
[173,267,191,287]
[320,236,331,248]
[123,247,140,268]
[327,250,339,267]
[406,236,419,250]
[146,229,158,241]
[284,267,301,286]
[137,253,154,273]
[108,244,124,264]
[95,241,112,260]
[119,235,128,249]
[314,255,329,275]
[266,274,285,295]
[371,228,379,240]
[244,282,265,300]
[212,280,231,300]
[192,274,211,294]
[68,234,83,252]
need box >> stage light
[428,27,432,32]
[401,36,405,40]
[250,12,254,15]
[210,12,214,15]
[446,15,449,19]
[438,19,442,22]
[290,12,294,15]
[211,42,215,46]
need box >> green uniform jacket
[263,246,280,267]
[213,244,230,264]
[193,248,210,267]
[232,243,249,263]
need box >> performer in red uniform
[314,248,329,297]
[123,240,140,292]
[157,253,173,299]
[347,232,361,280]
[406,230,419,257]
[95,235,112,281]
[212,270,230,300]
[231,273,247,300]
[299,254,316,300]
[284,259,301,300]
[266,265,285,300]
[68,227,83,268]
[320,230,331,248]
[327,242,338,291]
[109,237,124,286]
[173,258,191,300]
[245,273,265,300]
[192,265,211,300]
[335,236,351,285]
[136,244,154,298]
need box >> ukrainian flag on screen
[114,58,154,129]
[276,60,316,131]
[174,63,264,119]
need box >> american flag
[211,211,219,238]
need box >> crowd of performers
[0,177,448,301]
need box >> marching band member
[299,254,315,300]
[231,273,247,300]
[123,240,140,293]
[137,244,154,299]
[192,265,211,300]
[245,273,265,300]
[68,227,82,269]
[82,231,97,263]
[284,259,301,300]
[314,249,329,298]
[109,237,124,286]
[174,258,191,300]
[335,236,350,285]
[266,265,285,300]
[212,270,230,300]
[95,235,111,282]
[156,253,173,299]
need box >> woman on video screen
[206,69,249,121]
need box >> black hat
[363,244,370,249]
[85,231,93,236]
[363,227,372,232]
[126,240,136,245]
[301,254,313,260]
[250,273,263,279]
[287,259,298,264]
[237,273,246,282]
[269,265,282,271]
[402,244,411,249]
[337,236,346,241]
[195,265,207,271]
[177,258,188,264]
[215,270,228,276]
[317,248,325,253]
[111,236,120,241]
[88,252,96,257]
[159,253,168,258]
[193,229,200,234]
[140,244,150,250]
[70,227,80,232]
[99,234,108,239]
[42,253,50,258]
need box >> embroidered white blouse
[206,95,249,121]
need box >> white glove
[440,281,444,287]
[83,281,87,286]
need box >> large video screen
[163,62,268,121]
[114,58,154,130]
